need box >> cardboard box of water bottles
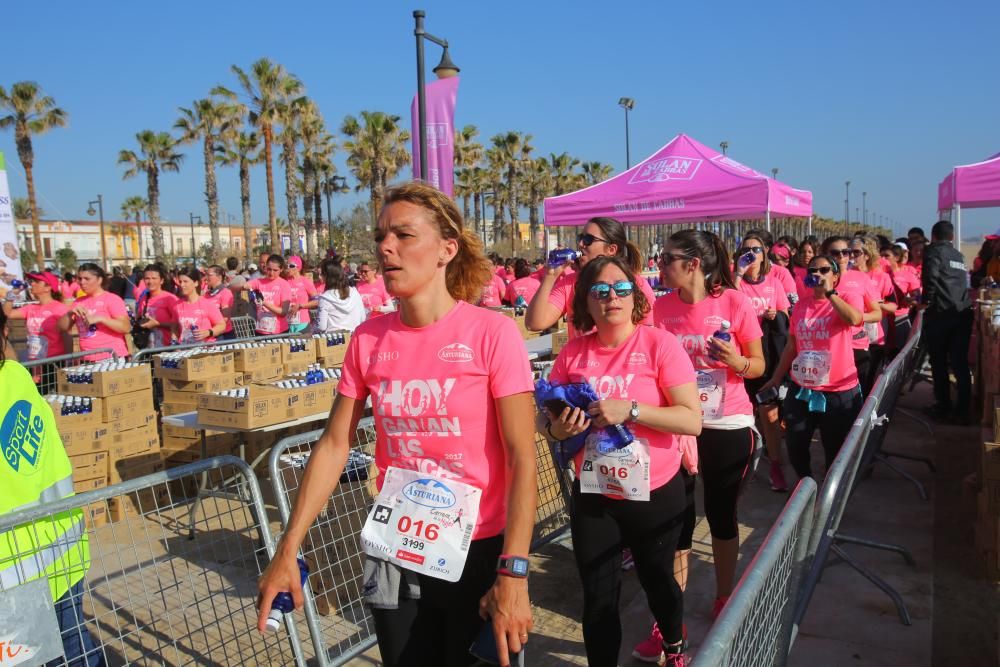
[213,341,284,373]
[313,332,351,367]
[48,395,103,430]
[57,361,152,397]
[280,338,317,365]
[196,384,302,429]
[153,350,235,381]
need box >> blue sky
[3,0,999,240]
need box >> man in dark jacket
[921,220,973,423]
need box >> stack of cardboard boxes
[56,362,161,523]
[976,396,1000,582]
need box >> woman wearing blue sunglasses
[525,217,655,337]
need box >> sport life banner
[411,76,459,197]
[0,152,22,278]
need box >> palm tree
[490,131,533,239]
[549,152,583,247]
[120,195,147,261]
[12,197,43,221]
[453,125,483,227]
[467,166,490,239]
[341,111,411,223]
[118,130,183,258]
[175,97,240,259]
[214,58,304,254]
[0,81,68,269]
[523,157,553,249]
[454,168,475,226]
[219,129,262,263]
[485,148,507,245]
[311,146,338,251]
[581,161,614,185]
[296,101,331,259]
[278,96,309,255]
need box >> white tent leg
[954,204,961,255]
[766,211,771,233]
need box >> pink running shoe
[663,647,689,666]
[770,464,789,492]
[621,548,635,571]
[631,623,663,663]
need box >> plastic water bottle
[548,249,581,267]
[709,320,732,360]
[265,557,309,631]
[737,252,756,270]
[10,279,25,289]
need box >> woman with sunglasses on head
[58,263,131,361]
[201,265,235,339]
[757,255,864,479]
[257,183,537,667]
[525,217,655,336]
[651,230,766,624]
[850,236,897,394]
[733,234,792,492]
[821,236,883,394]
[172,268,226,344]
[880,244,920,357]
[543,255,701,667]
[135,263,179,348]
[247,254,293,335]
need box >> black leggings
[852,348,871,396]
[570,474,685,666]
[678,427,757,550]
[372,534,503,667]
[783,383,863,479]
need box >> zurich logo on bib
[402,479,457,509]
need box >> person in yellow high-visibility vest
[0,309,104,666]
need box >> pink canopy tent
[543,134,813,230]
[937,151,1000,253]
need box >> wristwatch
[497,555,530,578]
[628,400,640,422]
[825,289,839,298]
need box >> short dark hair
[321,257,350,299]
[226,256,239,271]
[266,254,285,268]
[513,258,531,279]
[907,227,925,238]
[570,256,650,332]
[931,220,954,241]
[177,267,203,293]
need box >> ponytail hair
[587,217,643,273]
[382,181,493,304]
[668,229,735,295]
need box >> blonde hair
[381,182,493,304]
[852,235,880,272]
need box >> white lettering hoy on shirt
[588,374,635,399]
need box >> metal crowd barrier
[792,311,925,634]
[230,314,257,339]
[691,478,817,667]
[0,456,309,666]
[266,417,574,666]
[22,348,118,394]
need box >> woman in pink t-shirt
[759,255,864,480]
[284,256,319,334]
[504,259,541,307]
[525,216,655,337]
[3,271,71,363]
[201,265,235,338]
[791,238,817,301]
[136,263,180,348]
[256,182,536,665]
[60,273,81,301]
[247,255,292,335]
[58,263,131,360]
[881,244,920,356]
[544,255,701,666]
[734,233,792,493]
[477,272,507,307]
[172,268,226,343]
[652,229,765,625]
[851,236,898,394]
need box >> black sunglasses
[829,249,851,257]
[807,266,833,275]
[577,232,610,247]
[589,281,634,300]
[737,247,764,255]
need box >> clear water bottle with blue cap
[548,249,581,267]
[264,557,309,631]
[709,320,732,360]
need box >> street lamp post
[862,191,867,229]
[86,195,107,270]
[844,181,851,234]
[618,97,635,169]
[413,10,459,184]
[719,141,729,156]
[480,190,495,246]
[189,213,202,264]
[325,175,347,251]
[771,168,778,180]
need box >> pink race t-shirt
[549,270,656,338]
[789,292,864,392]
[357,277,391,316]
[139,291,180,348]
[174,297,224,344]
[889,269,920,318]
[337,301,534,539]
[737,273,791,320]
[60,282,80,301]
[479,274,507,308]
[792,266,813,301]
[248,277,292,334]
[867,270,894,345]
[549,326,696,495]
[287,276,317,325]
[653,289,762,423]
[73,291,129,360]
[20,301,69,360]
[505,276,541,305]
[770,264,797,300]
[837,270,878,351]
[201,286,235,334]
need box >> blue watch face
[511,558,529,576]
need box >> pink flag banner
[411,76,460,196]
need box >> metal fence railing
[0,456,310,666]
[230,315,257,340]
[22,348,118,394]
[691,478,817,667]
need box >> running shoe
[711,595,730,620]
[770,464,789,492]
[663,645,688,666]
[621,548,635,571]
[631,623,663,663]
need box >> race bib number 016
[580,436,651,501]
[360,466,481,582]
[791,350,832,387]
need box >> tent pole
[954,204,962,255]
[766,210,771,233]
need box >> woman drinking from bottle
[543,255,701,666]
[757,255,864,479]
[651,229,765,623]
[256,182,537,667]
